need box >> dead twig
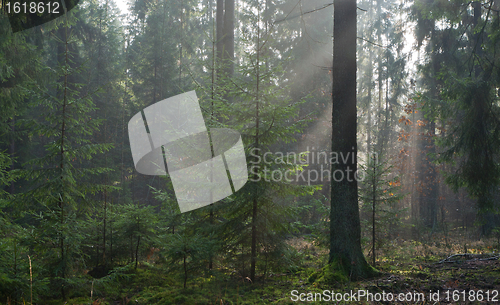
[436,253,500,264]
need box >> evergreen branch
[358,36,388,48]
[275,2,333,24]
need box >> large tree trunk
[330,0,377,280]
[216,0,235,104]
[223,0,235,77]
[216,0,224,69]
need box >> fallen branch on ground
[436,253,500,264]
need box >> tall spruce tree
[411,0,500,234]
[330,0,377,279]
[20,14,114,298]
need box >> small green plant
[493,226,500,249]
[359,153,405,266]
[164,233,214,288]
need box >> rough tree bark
[216,0,224,60]
[330,0,377,280]
[216,0,235,104]
[223,0,234,77]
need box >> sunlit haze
[113,0,129,14]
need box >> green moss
[308,257,380,287]
[173,294,188,303]
[43,298,110,305]
[307,260,348,286]
[319,261,349,284]
[307,271,319,283]
[357,259,379,278]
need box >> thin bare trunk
[250,9,261,283]
[183,250,187,288]
[372,159,376,266]
[135,235,141,269]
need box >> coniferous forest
[1,0,500,304]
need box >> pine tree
[77,0,126,269]
[359,154,404,265]
[20,14,114,298]
[114,203,157,269]
[411,0,500,234]
[0,152,29,302]
[170,0,317,282]
[0,12,44,303]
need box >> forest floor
[364,255,500,304]
[42,235,500,305]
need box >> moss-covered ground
[21,234,500,305]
